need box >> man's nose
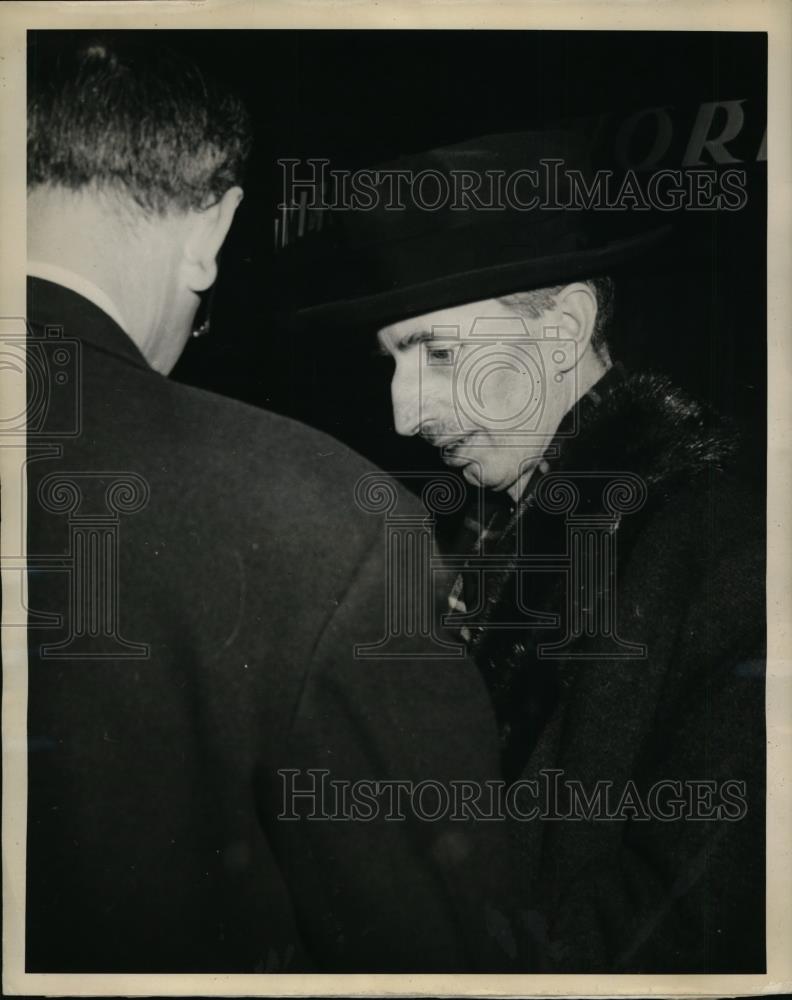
[390,367,423,437]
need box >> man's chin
[458,461,516,494]
[460,464,480,485]
[440,450,513,491]
[460,462,494,488]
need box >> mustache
[419,425,470,449]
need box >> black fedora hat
[276,129,670,330]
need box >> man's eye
[426,346,455,365]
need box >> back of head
[28,33,251,216]
[27,33,252,373]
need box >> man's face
[378,295,575,496]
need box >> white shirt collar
[27,260,129,335]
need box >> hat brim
[293,225,671,332]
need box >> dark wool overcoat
[459,365,766,973]
[23,278,522,974]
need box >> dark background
[102,31,773,485]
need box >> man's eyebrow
[375,329,438,357]
[396,330,435,351]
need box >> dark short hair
[28,34,252,215]
[498,276,615,359]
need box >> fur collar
[473,366,740,617]
[550,366,738,495]
[464,368,740,776]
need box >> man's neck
[506,357,612,502]
[27,259,129,334]
[27,187,177,372]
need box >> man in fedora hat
[289,130,766,973]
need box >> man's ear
[553,282,598,371]
[182,186,244,293]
